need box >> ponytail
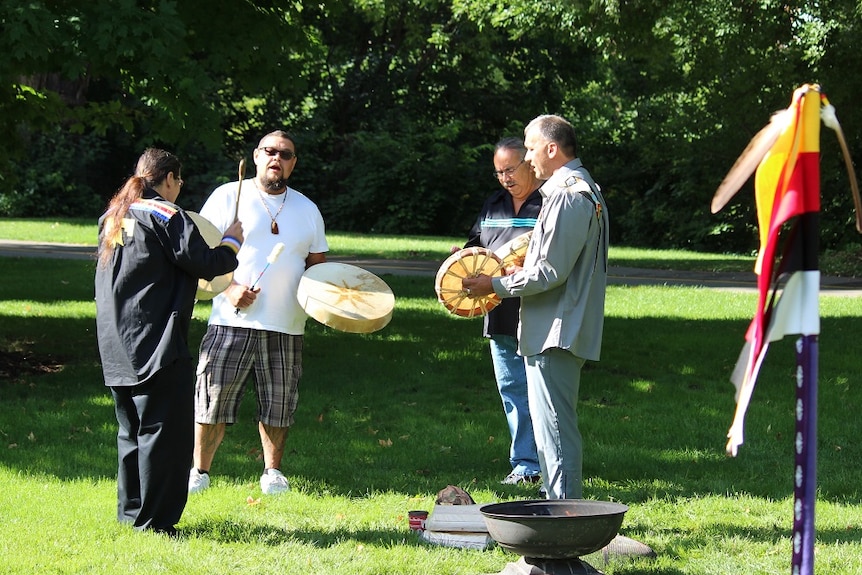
[97,149,181,267]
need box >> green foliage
[2,0,862,251]
[301,122,488,234]
[0,0,308,204]
[0,129,108,217]
[821,244,862,277]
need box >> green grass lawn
[0,252,860,574]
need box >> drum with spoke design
[435,247,503,318]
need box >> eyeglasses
[259,147,296,161]
[493,159,525,180]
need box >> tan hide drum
[296,262,395,333]
[435,247,503,318]
[188,211,234,300]
[494,230,533,268]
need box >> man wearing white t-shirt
[189,130,328,495]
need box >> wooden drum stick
[234,158,246,221]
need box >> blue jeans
[490,334,540,476]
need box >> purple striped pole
[791,334,817,574]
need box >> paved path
[2,239,861,296]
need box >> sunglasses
[258,147,296,161]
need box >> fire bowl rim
[479,499,629,559]
[480,499,629,517]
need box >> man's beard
[260,172,288,192]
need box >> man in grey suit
[462,114,609,500]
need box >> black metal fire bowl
[479,499,628,559]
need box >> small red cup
[408,510,428,532]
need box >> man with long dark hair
[95,148,243,534]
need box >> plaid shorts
[194,325,303,428]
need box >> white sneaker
[188,468,210,494]
[260,468,290,494]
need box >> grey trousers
[525,348,586,499]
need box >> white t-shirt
[199,179,329,335]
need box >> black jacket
[464,187,542,337]
[95,191,238,386]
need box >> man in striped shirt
[462,137,544,486]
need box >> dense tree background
[2,0,861,253]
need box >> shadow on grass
[185,518,425,548]
[182,514,862,570]
[1,272,860,511]
[646,521,862,554]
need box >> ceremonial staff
[712,84,861,575]
[234,158,246,221]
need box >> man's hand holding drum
[461,274,494,297]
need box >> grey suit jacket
[492,159,609,360]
